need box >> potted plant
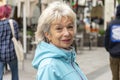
[97,29,105,47]
[27,29,34,51]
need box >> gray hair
[35,1,76,43]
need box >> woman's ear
[44,32,51,41]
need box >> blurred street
[77,47,112,80]
[3,47,112,80]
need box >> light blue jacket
[32,41,88,80]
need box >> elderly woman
[32,1,88,80]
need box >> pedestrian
[0,4,19,80]
[32,1,88,80]
[104,4,120,80]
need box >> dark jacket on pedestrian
[105,5,120,57]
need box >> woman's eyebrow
[51,23,61,25]
[67,23,74,25]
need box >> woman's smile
[61,39,71,43]
[45,16,75,48]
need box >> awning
[17,0,38,18]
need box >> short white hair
[35,1,76,43]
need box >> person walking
[32,1,88,80]
[0,5,19,80]
[104,4,120,80]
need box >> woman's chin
[61,44,71,49]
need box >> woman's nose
[63,28,70,36]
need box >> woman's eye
[68,25,74,29]
[55,27,63,32]
[56,28,62,30]
[56,27,62,30]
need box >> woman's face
[45,17,75,49]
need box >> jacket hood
[116,4,120,17]
[32,41,76,69]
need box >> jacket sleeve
[36,64,60,80]
[104,24,111,51]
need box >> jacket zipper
[71,57,84,80]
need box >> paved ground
[76,47,112,80]
[3,47,112,80]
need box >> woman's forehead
[51,16,73,24]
